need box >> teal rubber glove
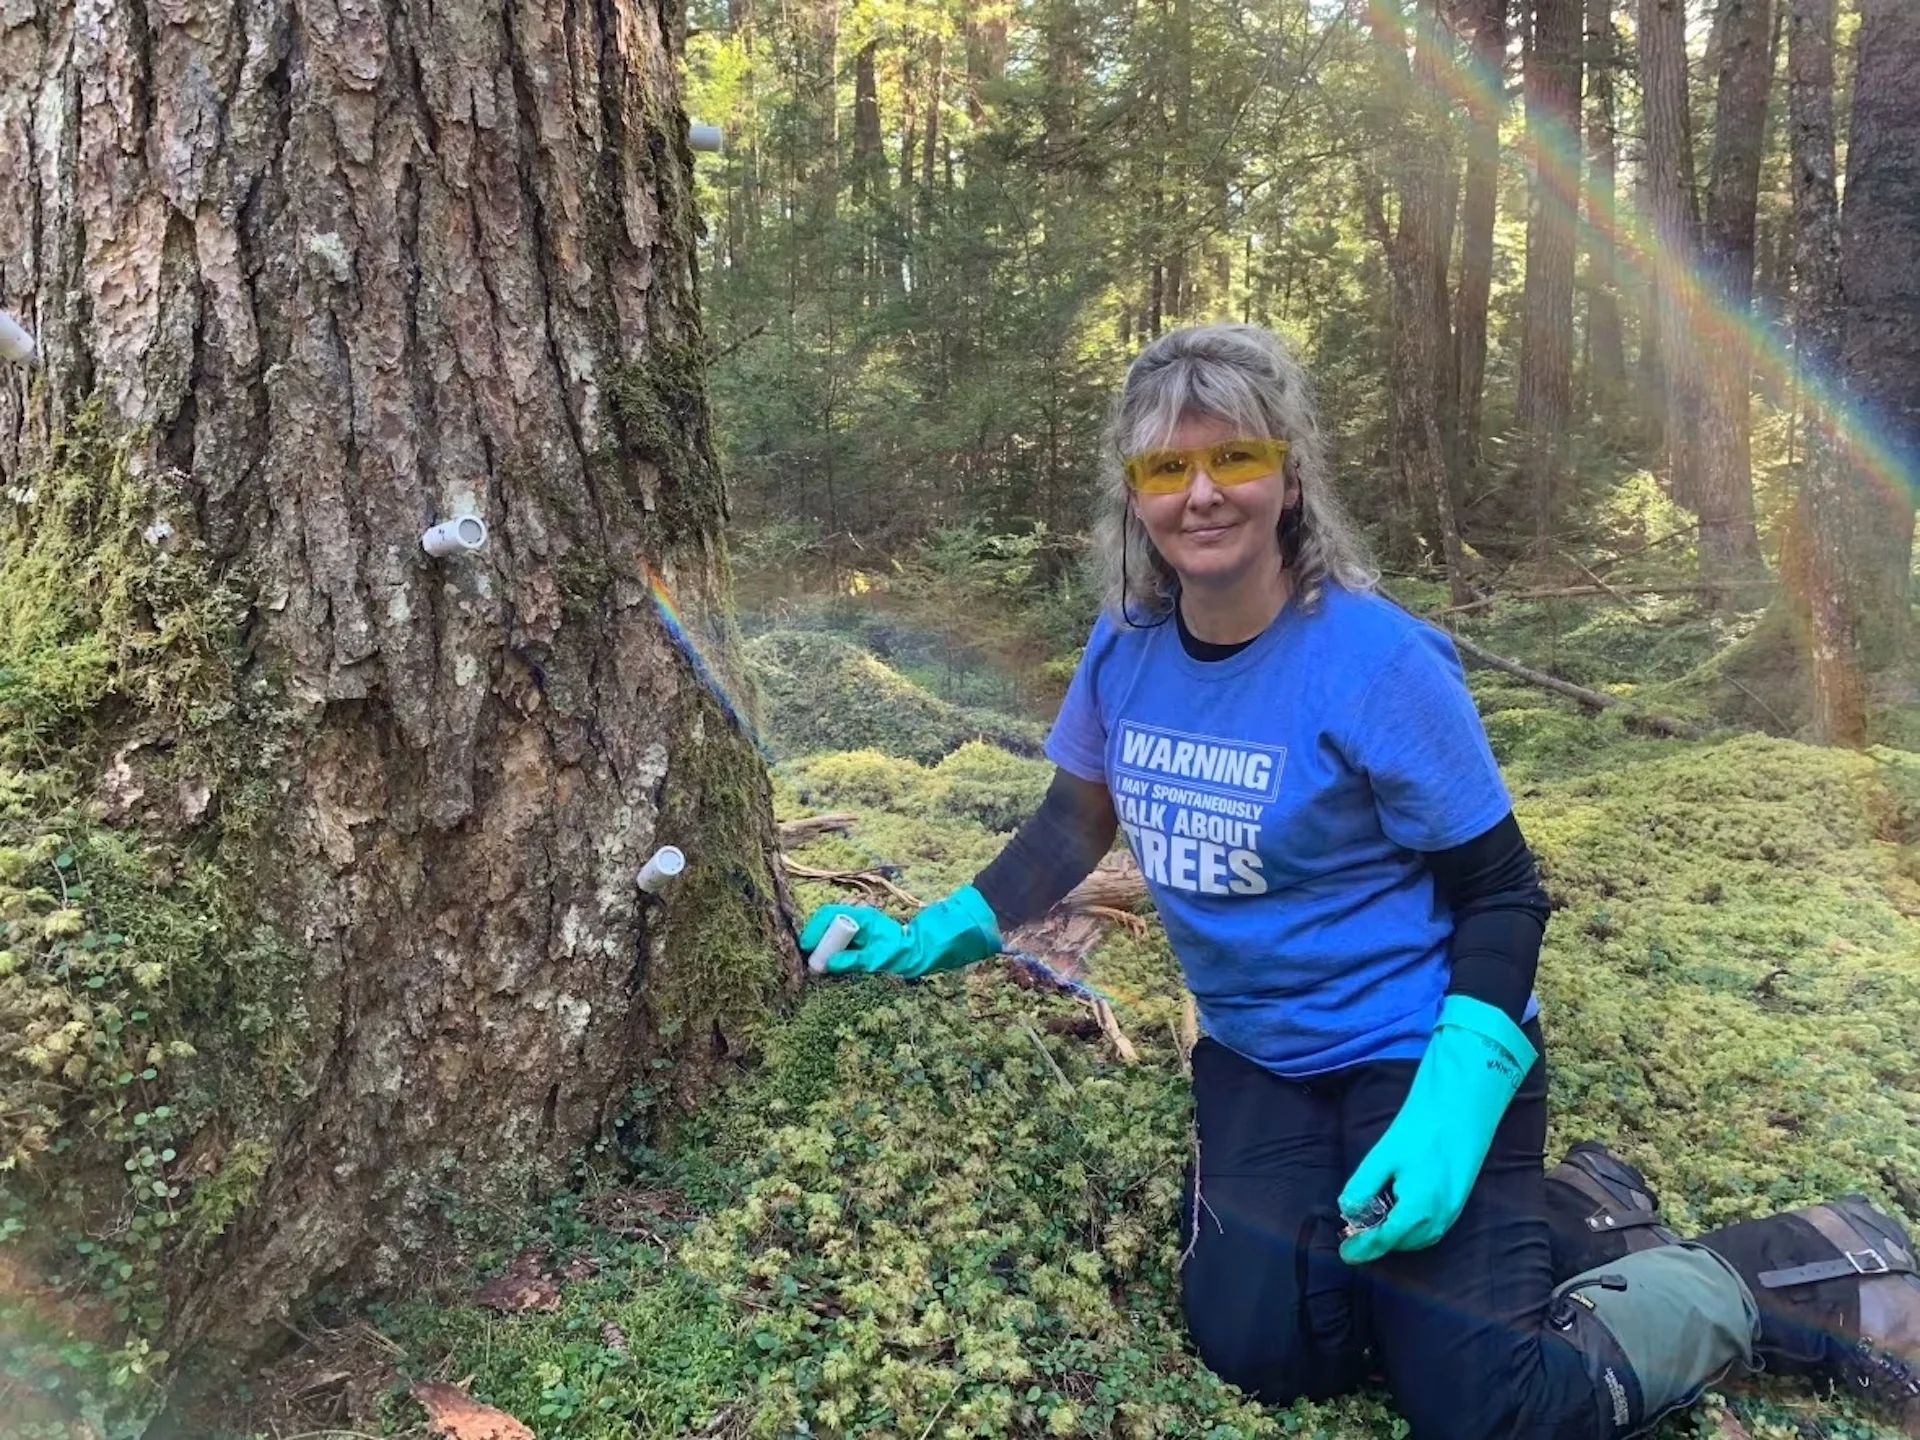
[1337,994,1537,1265]
[798,885,1003,978]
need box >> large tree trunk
[1163,0,1195,324]
[1582,0,1627,414]
[853,40,885,204]
[1832,0,1920,675]
[1780,0,1859,741]
[1371,0,1470,603]
[0,0,795,1393]
[1452,0,1506,490]
[1638,0,1704,508]
[852,38,886,294]
[1520,0,1582,557]
[1695,0,1772,598]
[1783,0,1919,744]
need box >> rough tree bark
[1163,0,1195,323]
[1832,0,1920,674]
[1638,0,1704,508]
[1452,0,1506,488]
[1520,0,1582,557]
[1370,0,1470,603]
[1695,0,1772,598]
[0,0,795,1386]
[1582,0,1627,413]
[1780,0,1859,741]
[852,38,886,292]
[853,40,885,204]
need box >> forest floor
[236,575,1920,1440]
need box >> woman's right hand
[799,888,1003,978]
[799,903,909,975]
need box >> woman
[800,323,1920,1439]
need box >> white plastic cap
[0,310,37,366]
[422,515,488,557]
[807,913,861,975]
[637,845,687,895]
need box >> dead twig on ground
[1178,1120,1222,1272]
[913,1396,956,1440]
[1089,997,1138,1064]
[1565,553,1651,619]
[1021,1019,1072,1090]
[1722,675,1795,736]
[779,857,923,909]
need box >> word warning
[1112,723,1284,896]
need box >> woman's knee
[1178,1204,1367,1405]
[1182,1276,1325,1404]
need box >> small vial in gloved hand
[1341,1187,1394,1239]
[807,913,861,975]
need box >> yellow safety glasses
[1122,437,1289,495]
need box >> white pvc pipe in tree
[421,516,488,557]
[0,309,37,365]
[636,845,687,895]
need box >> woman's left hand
[1336,1125,1482,1264]
[1337,995,1537,1265]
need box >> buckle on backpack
[1848,1248,1889,1276]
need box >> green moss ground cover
[367,633,1919,1440]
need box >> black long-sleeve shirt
[972,608,1550,1024]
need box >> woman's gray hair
[1094,322,1377,620]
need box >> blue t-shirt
[1045,584,1522,1077]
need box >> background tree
[1694,0,1774,597]
[1366,0,1470,599]
[1581,0,1628,419]
[0,0,793,1388]
[1638,0,1705,510]
[1787,0,1920,742]
[1518,0,1584,554]
[1781,0,1855,739]
[1453,0,1508,486]
[1833,0,1919,677]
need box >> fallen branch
[1003,913,1111,990]
[776,812,857,845]
[1443,629,1708,739]
[1435,580,1776,617]
[1060,852,1149,913]
[1565,553,1650,618]
[779,857,923,910]
[1588,520,1702,576]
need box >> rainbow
[645,562,777,765]
[1367,0,1916,518]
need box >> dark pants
[1179,1028,1604,1440]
